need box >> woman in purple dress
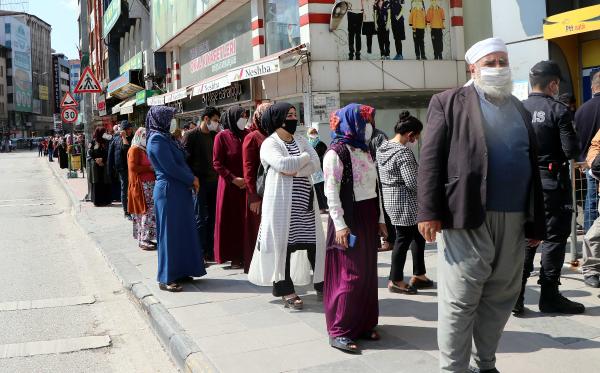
[323,103,388,353]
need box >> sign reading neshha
[103,0,121,38]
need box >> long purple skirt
[324,198,379,339]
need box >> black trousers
[413,28,425,59]
[273,244,323,297]
[391,20,404,56]
[431,28,443,59]
[347,12,363,58]
[194,180,218,260]
[314,181,328,210]
[377,28,390,57]
[389,225,426,282]
[118,169,129,215]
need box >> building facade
[52,53,72,131]
[146,0,467,145]
[0,46,8,137]
[0,11,54,137]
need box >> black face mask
[282,119,297,135]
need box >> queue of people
[63,35,600,372]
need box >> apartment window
[7,93,12,103]
[0,84,3,96]
[6,76,12,86]
[264,0,301,55]
[0,65,3,77]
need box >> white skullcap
[465,38,508,64]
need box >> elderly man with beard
[417,38,545,373]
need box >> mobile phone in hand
[348,234,357,248]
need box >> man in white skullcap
[417,38,546,372]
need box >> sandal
[229,263,243,270]
[329,336,360,353]
[360,330,380,341]
[159,282,183,292]
[139,243,156,251]
[388,282,418,295]
[282,295,303,310]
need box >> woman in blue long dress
[146,106,206,292]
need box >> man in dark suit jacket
[417,38,545,373]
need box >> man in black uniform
[513,61,584,315]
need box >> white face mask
[208,120,219,132]
[479,67,512,87]
[237,117,247,131]
[308,133,318,139]
[364,123,374,142]
[102,133,113,141]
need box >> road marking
[0,335,111,358]
[0,295,95,311]
[0,202,55,208]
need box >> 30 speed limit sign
[61,107,79,123]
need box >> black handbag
[256,163,269,197]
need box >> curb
[47,161,218,373]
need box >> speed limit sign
[61,107,79,123]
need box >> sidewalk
[47,159,600,373]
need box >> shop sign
[543,5,600,39]
[192,74,231,96]
[9,17,33,113]
[53,57,61,113]
[229,58,280,82]
[97,95,106,112]
[39,85,48,100]
[135,90,159,105]
[189,39,236,74]
[147,95,165,106]
[201,82,243,105]
[119,52,143,75]
[103,0,121,38]
[164,88,188,103]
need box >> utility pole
[79,0,93,200]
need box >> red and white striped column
[251,0,265,59]
[449,0,465,60]
[298,0,336,59]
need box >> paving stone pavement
[50,160,600,373]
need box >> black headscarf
[262,102,294,135]
[222,106,246,139]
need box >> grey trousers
[583,217,600,277]
[438,212,525,372]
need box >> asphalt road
[0,151,175,372]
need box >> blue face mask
[308,134,319,147]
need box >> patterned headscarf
[262,102,294,135]
[250,102,272,135]
[146,105,184,151]
[131,127,147,149]
[329,103,375,151]
[222,106,246,139]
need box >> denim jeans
[585,171,599,232]
[119,170,129,216]
[194,180,218,260]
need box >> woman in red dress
[241,103,272,273]
[213,106,250,269]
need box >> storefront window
[264,0,301,56]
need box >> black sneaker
[468,367,500,373]
[539,293,585,314]
[512,298,525,316]
[584,275,600,288]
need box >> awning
[111,100,126,114]
[191,72,231,97]
[147,93,166,106]
[543,5,600,40]
[228,44,307,82]
[119,97,137,115]
[164,87,189,103]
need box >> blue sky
[29,0,79,60]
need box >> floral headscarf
[131,127,147,149]
[329,103,375,151]
[250,102,272,135]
